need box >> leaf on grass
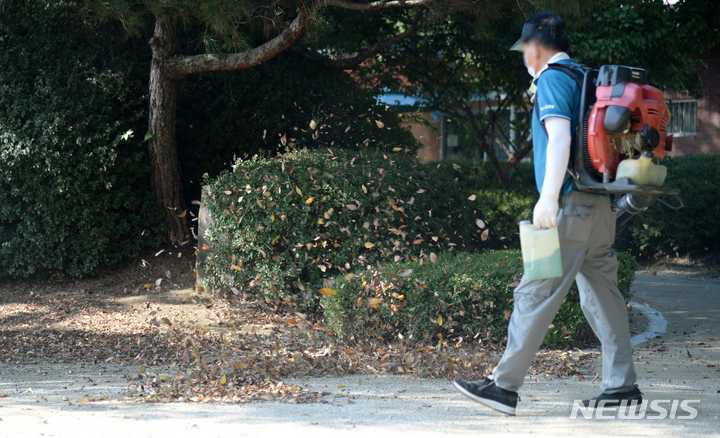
[416,189,426,194]
[310,120,317,130]
[223,190,232,195]
[362,185,368,194]
[397,268,413,278]
[437,316,443,326]
[481,229,489,241]
[368,298,382,306]
[281,134,287,146]
[220,375,227,385]
[295,186,302,196]
[346,203,358,211]
[429,252,438,264]
[392,147,402,152]
[364,242,375,248]
[318,288,336,297]
[508,281,520,288]
[476,219,486,229]
[413,239,424,244]
[375,121,385,128]
[305,197,315,204]
[468,195,477,201]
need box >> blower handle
[656,194,684,211]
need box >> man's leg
[576,197,637,394]
[492,193,590,392]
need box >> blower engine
[545,64,683,230]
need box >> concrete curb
[628,300,668,346]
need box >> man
[452,11,641,415]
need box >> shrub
[201,148,487,303]
[438,160,537,249]
[627,154,720,257]
[322,250,638,348]
[0,5,162,277]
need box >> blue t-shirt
[531,59,583,196]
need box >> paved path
[1,273,718,438]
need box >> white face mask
[523,47,535,77]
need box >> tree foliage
[298,0,720,185]
[0,4,162,277]
[570,0,720,99]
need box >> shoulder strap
[532,62,589,189]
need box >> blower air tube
[615,193,659,230]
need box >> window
[441,106,530,161]
[667,100,697,137]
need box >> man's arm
[533,116,571,229]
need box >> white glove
[534,116,572,229]
[533,193,559,229]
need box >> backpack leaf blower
[538,63,683,231]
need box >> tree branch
[164,6,309,77]
[322,0,439,10]
[286,7,426,70]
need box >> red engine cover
[587,83,671,175]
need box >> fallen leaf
[375,120,385,128]
[368,298,382,306]
[397,268,413,278]
[364,242,375,249]
[437,316,443,326]
[305,197,315,204]
[481,229,489,241]
[310,120,317,130]
[392,147,402,152]
[468,195,477,201]
[318,288,336,297]
[220,375,227,385]
[429,252,438,264]
[476,219,486,229]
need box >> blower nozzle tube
[614,193,659,230]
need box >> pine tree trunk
[148,14,189,242]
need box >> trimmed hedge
[0,5,162,277]
[201,148,488,302]
[322,250,638,348]
[626,154,720,257]
[437,160,537,250]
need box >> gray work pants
[491,191,637,394]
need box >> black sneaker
[453,378,519,415]
[579,387,643,408]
